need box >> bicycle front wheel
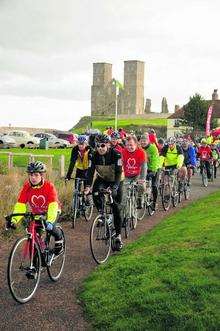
[7,236,41,304]
[137,194,147,221]
[84,196,94,222]
[202,169,208,187]
[71,192,79,228]
[47,227,66,281]
[161,183,171,211]
[90,215,111,264]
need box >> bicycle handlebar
[5,212,46,230]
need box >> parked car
[0,133,16,148]
[53,131,77,145]
[7,130,40,148]
[34,133,70,148]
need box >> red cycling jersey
[122,148,146,177]
[197,146,212,161]
[17,180,60,214]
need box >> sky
[0,0,220,130]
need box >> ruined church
[91,60,169,116]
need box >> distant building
[167,89,220,137]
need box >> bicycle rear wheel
[7,236,41,304]
[47,227,66,281]
[90,215,111,264]
[161,183,171,211]
[84,195,94,221]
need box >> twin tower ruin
[91,60,169,117]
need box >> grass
[0,147,72,171]
[80,192,220,330]
[73,116,167,133]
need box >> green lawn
[0,148,72,171]
[74,117,167,133]
[80,192,220,330]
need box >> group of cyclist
[8,128,220,255]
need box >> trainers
[54,240,64,255]
[26,267,37,280]
[115,235,123,251]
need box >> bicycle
[161,168,179,211]
[5,212,66,304]
[90,189,119,264]
[122,180,138,238]
[200,160,213,187]
[70,178,94,228]
[137,175,155,221]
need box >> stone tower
[212,89,219,101]
[91,63,116,116]
[161,97,169,113]
[123,60,145,115]
[145,98,151,113]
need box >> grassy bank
[81,192,220,330]
[0,148,72,171]
[73,116,167,134]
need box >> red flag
[206,106,213,136]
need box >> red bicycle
[5,212,66,304]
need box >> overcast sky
[0,0,220,130]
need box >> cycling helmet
[167,137,176,145]
[27,161,46,173]
[201,138,207,144]
[110,131,120,139]
[77,135,87,144]
[95,134,110,144]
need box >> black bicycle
[90,189,119,264]
[6,213,66,304]
[70,178,94,228]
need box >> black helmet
[95,134,110,144]
[27,161,46,173]
[158,138,165,145]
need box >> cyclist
[84,134,124,250]
[181,139,197,185]
[65,135,93,181]
[110,131,124,154]
[160,137,185,189]
[211,143,220,178]
[10,161,63,255]
[197,138,212,181]
[139,134,160,210]
[157,138,165,155]
[122,135,147,209]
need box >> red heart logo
[31,195,46,208]
[127,158,136,168]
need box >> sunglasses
[97,143,107,148]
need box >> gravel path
[0,174,219,330]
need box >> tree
[183,94,216,132]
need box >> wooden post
[49,156,53,168]
[8,152,13,169]
[60,155,65,178]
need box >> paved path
[0,175,219,330]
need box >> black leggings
[92,177,123,236]
[147,170,159,203]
